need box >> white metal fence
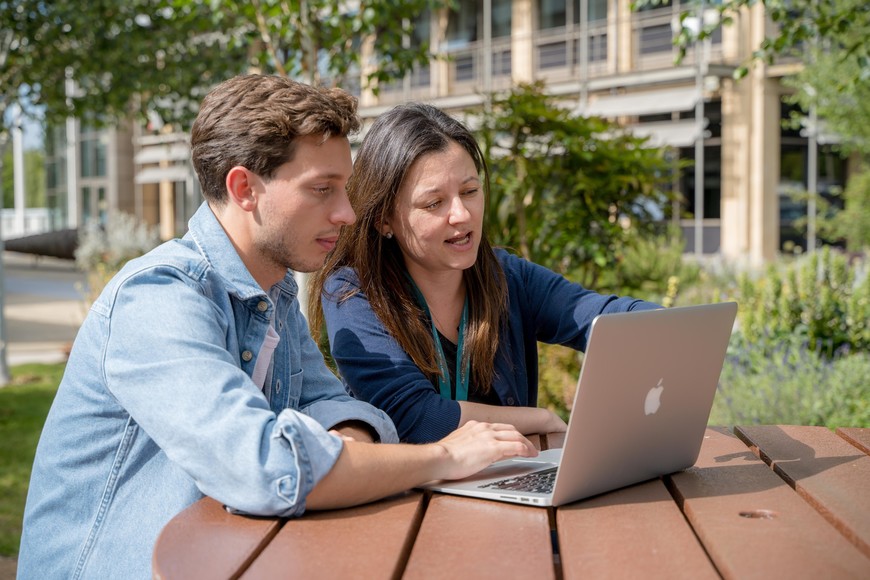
[1,208,53,240]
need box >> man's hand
[431,421,538,481]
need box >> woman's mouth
[446,232,472,246]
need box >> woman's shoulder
[492,247,547,281]
[492,247,523,271]
[324,266,361,291]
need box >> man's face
[251,135,355,280]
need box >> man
[18,74,536,579]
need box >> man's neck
[211,202,283,291]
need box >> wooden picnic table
[153,425,870,579]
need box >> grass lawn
[0,363,64,557]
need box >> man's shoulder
[95,239,215,305]
[120,239,210,283]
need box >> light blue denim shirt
[18,202,398,580]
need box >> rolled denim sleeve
[101,265,341,517]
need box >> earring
[385,232,393,239]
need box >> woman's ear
[226,166,258,212]
[376,219,392,238]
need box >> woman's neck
[409,268,465,342]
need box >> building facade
[43,0,848,266]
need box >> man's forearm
[305,441,444,510]
[305,421,538,511]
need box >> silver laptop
[421,302,738,507]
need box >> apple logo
[644,379,664,415]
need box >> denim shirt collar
[185,202,299,302]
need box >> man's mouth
[317,235,340,250]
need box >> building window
[492,0,512,38]
[80,135,107,178]
[539,0,608,30]
[539,0,567,29]
[574,0,608,23]
[446,1,478,50]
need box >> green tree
[1,146,44,209]
[0,0,449,131]
[636,0,868,90]
[475,82,676,288]
[637,0,870,253]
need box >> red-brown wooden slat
[557,479,718,579]
[736,425,870,559]
[403,495,554,579]
[526,433,543,451]
[837,427,870,456]
[667,427,870,579]
[241,492,424,579]
[152,496,282,580]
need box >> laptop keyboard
[478,467,558,494]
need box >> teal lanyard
[408,278,470,401]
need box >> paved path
[2,251,87,366]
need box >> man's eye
[462,188,479,196]
[314,187,331,195]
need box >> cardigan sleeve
[499,249,660,353]
[321,268,462,443]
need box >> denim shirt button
[506,397,515,405]
[257,300,268,313]
[241,350,253,362]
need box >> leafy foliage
[1,146,44,208]
[635,0,869,91]
[737,247,869,358]
[0,0,450,130]
[475,82,677,287]
[74,212,162,304]
[712,336,870,428]
[811,167,870,253]
[601,224,701,305]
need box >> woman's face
[384,141,484,280]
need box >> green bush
[712,335,870,428]
[601,225,702,306]
[74,213,162,305]
[737,247,869,358]
[536,248,869,428]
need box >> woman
[310,103,658,443]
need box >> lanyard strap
[408,278,470,401]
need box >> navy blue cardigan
[322,249,658,443]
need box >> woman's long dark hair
[310,103,508,394]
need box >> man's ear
[226,166,258,212]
